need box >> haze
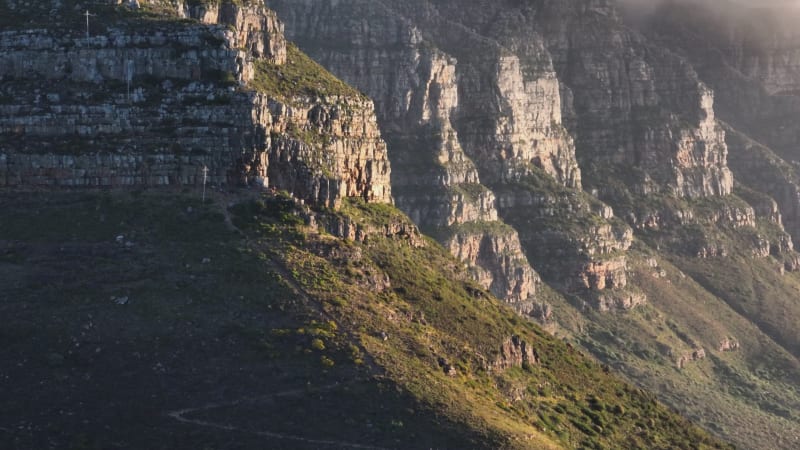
[619,0,800,13]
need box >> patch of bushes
[250,44,364,100]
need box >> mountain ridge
[271,0,800,448]
[2,0,800,449]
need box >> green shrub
[311,338,325,351]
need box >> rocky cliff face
[5,1,800,447]
[639,0,800,246]
[273,0,775,309]
[489,335,539,372]
[0,0,391,208]
[724,125,800,248]
[271,0,542,308]
[269,3,800,447]
[505,0,731,201]
[147,0,288,65]
[272,0,639,309]
[442,224,541,313]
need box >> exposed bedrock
[0,1,391,208]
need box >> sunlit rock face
[0,1,391,208]
[635,0,800,246]
[272,0,761,312]
[271,0,543,308]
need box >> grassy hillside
[251,43,365,100]
[0,1,782,448]
[0,190,730,449]
[531,189,800,449]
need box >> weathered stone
[677,347,707,369]
[530,0,733,199]
[718,337,740,353]
[0,1,391,209]
[592,290,647,313]
[444,227,540,313]
[271,0,542,306]
[490,335,539,372]
[271,0,648,310]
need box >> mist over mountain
[272,0,800,448]
[3,0,800,449]
[619,0,800,19]
[620,0,800,7]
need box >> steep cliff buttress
[271,0,543,311]
[0,0,391,208]
[639,0,800,245]
[272,1,800,448]
[273,0,642,312]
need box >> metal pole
[202,166,208,202]
[126,60,133,102]
[84,10,97,39]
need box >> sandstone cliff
[272,0,542,308]
[0,0,391,208]
[270,2,800,448]
[639,0,800,246]
[529,0,732,200]
[272,0,636,309]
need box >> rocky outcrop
[580,259,628,292]
[0,1,391,208]
[182,0,287,65]
[639,1,800,247]
[443,224,540,313]
[677,347,707,369]
[592,289,647,312]
[367,0,583,189]
[272,0,542,306]
[530,0,733,200]
[718,337,740,353]
[490,335,539,372]
[131,0,287,66]
[495,178,633,292]
[273,0,748,310]
[724,125,800,243]
[272,0,646,310]
[633,198,757,233]
[319,209,425,248]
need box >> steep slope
[639,0,800,244]
[0,190,731,450]
[0,1,734,449]
[269,0,543,312]
[622,0,800,362]
[271,1,800,448]
[273,0,633,315]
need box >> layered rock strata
[273,0,746,307]
[272,0,541,308]
[273,0,637,308]
[0,1,391,208]
[640,1,800,247]
[527,0,733,200]
[490,335,539,372]
[146,0,288,65]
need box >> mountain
[270,1,800,448]
[0,0,391,207]
[0,1,735,449]
[6,0,800,448]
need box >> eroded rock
[491,335,539,372]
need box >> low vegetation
[0,0,198,31]
[251,43,364,101]
[0,190,732,449]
